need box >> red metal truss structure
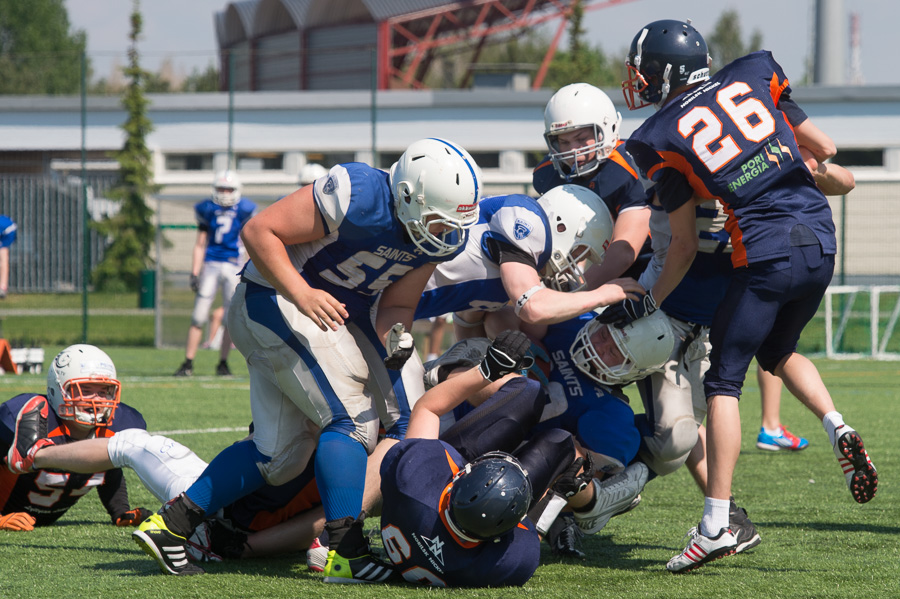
[378,0,638,90]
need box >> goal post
[824,285,900,360]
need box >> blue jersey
[416,195,551,319]
[532,141,651,218]
[379,438,540,587]
[626,51,836,267]
[242,163,464,320]
[535,313,640,471]
[195,198,257,263]
[0,394,146,526]
[0,214,16,248]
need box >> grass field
[0,347,897,598]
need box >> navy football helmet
[622,19,710,110]
[446,451,532,542]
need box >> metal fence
[0,174,118,293]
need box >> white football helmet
[538,185,614,292]
[46,344,121,427]
[390,138,482,257]
[543,83,623,179]
[299,163,328,186]
[212,170,242,207]
[570,310,674,386]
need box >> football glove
[190,274,200,293]
[114,507,152,527]
[478,330,535,382]
[551,454,594,499]
[0,512,36,531]
[596,291,658,328]
[384,323,415,370]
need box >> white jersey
[415,194,551,319]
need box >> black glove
[114,507,152,527]
[595,291,658,328]
[384,323,415,370]
[190,274,200,293]
[478,330,535,382]
[551,454,594,498]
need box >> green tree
[183,64,220,92]
[93,1,158,292]
[707,9,764,73]
[0,0,87,94]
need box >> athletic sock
[184,438,266,515]
[822,411,845,444]
[700,497,730,537]
[315,431,367,521]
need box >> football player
[616,19,877,572]
[0,213,16,299]
[415,184,644,339]
[133,138,484,581]
[377,330,592,587]
[1,345,149,531]
[534,83,652,284]
[174,170,258,377]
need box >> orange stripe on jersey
[609,142,639,179]
[248,478,323,531]
[769,72,790,105]
[517,522,529,530]
[533,159,553,173]
[445,449,460,476]
[721,203,748,267]
[649,150,717,201]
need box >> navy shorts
[704,244,834,399]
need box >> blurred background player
[1,345,149,531]
[133,138,483,581]
[174,170,257,377]
[0,214,17,299]
[534,83,651,284]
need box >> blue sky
[64,0,897,86]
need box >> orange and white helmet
[46,345,121,426]
[390,138,482,257]
[212,170,242,207]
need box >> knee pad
[653,415,699,463]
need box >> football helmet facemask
[544,83,622,179]
[537,185,614,292]
[390,138,482,257]
[212,170,242,207]
[46,344,121,427]
[570,310,674,386]
[445,451,532,542]
[622,19,711,110]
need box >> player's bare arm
[793,118,837,162]
[584,207,651,287]
[650,198,699,305]
[501,261,643,325]
[241,184,348,331]
[375,262,438,343]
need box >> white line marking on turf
[152,426,247,436]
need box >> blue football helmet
[446,451,532,542]
[622,19,710,110]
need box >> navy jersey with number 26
[626,51,836,267]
